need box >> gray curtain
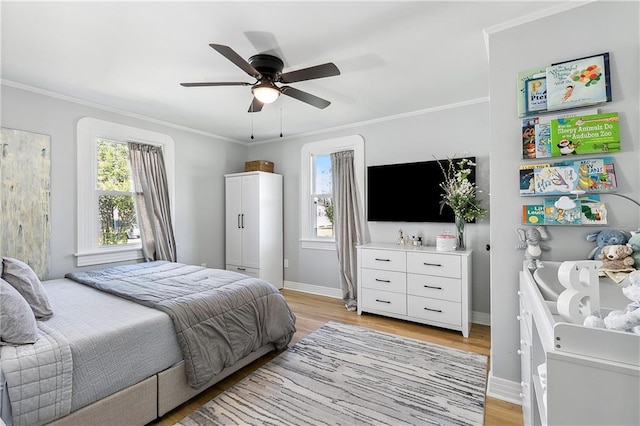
[128,142,177,262]
[331,150,363,311]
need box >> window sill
[300,239,336,251]
[74,246,144,267]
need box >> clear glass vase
[454,215,466,250]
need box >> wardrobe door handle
[237,214,241,229]
[241,213,245,228]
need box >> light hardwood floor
[155,289,523,426]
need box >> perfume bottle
[397,229,404,246]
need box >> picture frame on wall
[546,52,611,112]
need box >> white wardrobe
[224,171,283,288]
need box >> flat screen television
[367,157,476,223]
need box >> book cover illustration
[534,123,551,158]
[550,112,620,156]
[540,195,607,225]
[533,165,579,195]
[519,163,550,195]
[522,118,539,159]
[524,76,547,115]
[546,53,610,111]
[518,108,598,159]
[522,204,545,224]
[566,157,617,192]
[517,66,547,117]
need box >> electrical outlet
[284,259,289,268]
[200,263,207,267]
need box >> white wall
[487,1,639,400]
[0,84,248,278]
[249,100,492,315]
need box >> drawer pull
[423,285,442,290]
[375,278,391,283]
[374,258,391,262]
[423,262,442,267]
[237,267,246,271]
[375,299,391,304]
[423,307,442,313]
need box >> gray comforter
[65,261,296,389]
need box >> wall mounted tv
[367,157,476,223]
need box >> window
[96,139,138,247]
[300,135,365,250]
[76,118,175,266]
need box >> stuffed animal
[516,225,550,270]
[599,244,635,271]
[627,231,640,267]
[584,270,640,334]
[586,228,631,260]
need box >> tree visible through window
[96,140,138,246]
[312,154,333,238]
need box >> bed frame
[48,344,275,426]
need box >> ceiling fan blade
[281,86,331,109]
[209,43,262,79]
[279,62,340,84]
[248,97,264,113]
[180,82,252,87]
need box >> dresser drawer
[407,296,461,326]
[406,252,460,278]
[361,268,407,293]
[361,249,406,272]
[361,289,407,316]
[226,264,260,278]
[407,274,461,302]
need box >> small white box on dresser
[357,243,472,337]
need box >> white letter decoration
[556,260,601,323]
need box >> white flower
[437,157,487,222]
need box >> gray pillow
[0,278,39,345]
[2,257,53,320]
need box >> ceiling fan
[180,44,340,113]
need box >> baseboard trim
[472,311,490,326]
[283,281,491,327]
[283,280,343,299]
[486,370,522,405]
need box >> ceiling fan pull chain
[250,111,254,140]
[279,102,283,138]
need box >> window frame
[76,117,175,266]
[300,135,365,250]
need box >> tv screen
[367,157,476,223]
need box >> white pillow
[2,257,53,320]
[0,278,39,345]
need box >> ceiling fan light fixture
[252,82,280,104]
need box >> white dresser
[357,243,472,337]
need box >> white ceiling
[1,1,569,144]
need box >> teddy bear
[584,270,640,334]
[586,228,631,260]
[627,231,640,267]
[599,244,635,271]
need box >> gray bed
[0,262,296,426]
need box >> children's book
[550,112,620,156]
[534,123,551,158]
[522,118,538,159]
[541,195,607,226]
[519,163,550,195]
[533,165,579,195]
[546,53,610,111]
[560,157,618,192]
[522,204,545,224]
[517,66,547,117]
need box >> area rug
[175,321,488,426]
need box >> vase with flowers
[437,157,487,250]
